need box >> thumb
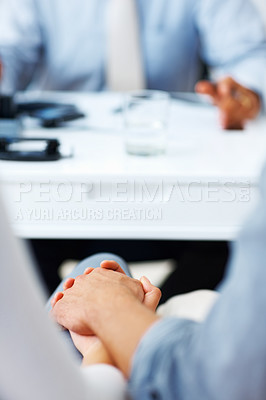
[216,78,234,97]
[140,276,161,311]
[100,260,126,275]
[195,80,217,100]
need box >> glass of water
[123,90,170,156]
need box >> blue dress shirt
[129,165,266,399]
[0,0,265,105]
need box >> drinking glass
[124,90,169,156]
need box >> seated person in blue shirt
[51,161,266,400]
[0,0,265,129]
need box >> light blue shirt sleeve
[195,0,266,109]
[129,165,266,399]
[0,0,43,92]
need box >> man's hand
[196,77,261,130]
[51,261,161,368]
[51,261,161,334]
[51,266,145,335]
[100,260,161,311]
[52,269,115,366]
[51,261,160,376]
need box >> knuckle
[129,278,142,295]
[134,278,143,289]
[93,267,102,276]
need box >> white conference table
[1,92,266,241]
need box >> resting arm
[53,166,266,399]
[128,172,266,399]
[195,0,266,113]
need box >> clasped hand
[51,261,161,367]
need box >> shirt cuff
[128,317,200,400]
[81,364,127,400]
[211,56,266,114]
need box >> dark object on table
[0,137,62,161]
[30,105,85,127]
[0,95,17,118]
[0,95,21,138]
[16,100,85,128]
[16,100,63,114]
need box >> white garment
[106,0,145,91]
[0,193,126,400]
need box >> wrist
[82,341,114,367]
[90,295,160,377]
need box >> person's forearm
[51,268,160,375]
[87,294,160,377]
[82,341,114,367]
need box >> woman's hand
[51,261,161,367]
